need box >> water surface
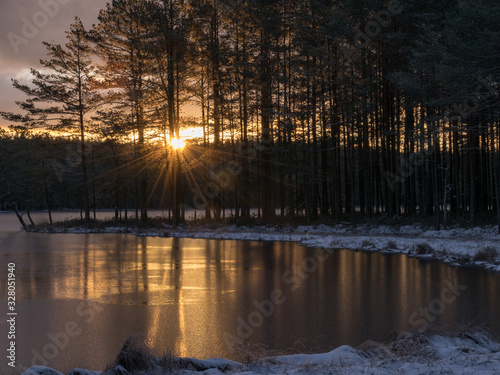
[0,212,499,373]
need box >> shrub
[361,239,375,248]
[104,336,156,374]
[473,246,499,263]
[387,240,397,249]
[415,243,434,255]
[389,332,434,359]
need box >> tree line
[1,0,500,231]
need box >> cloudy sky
[0,0,110,127]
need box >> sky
[0,0,110,128]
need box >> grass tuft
[415,242,434,255]
[386,240,397,249]
[388,332,434,359]
[473,246,498,263]
[103,335,158,374]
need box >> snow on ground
[22,332,500,374]
[41,222,500,272]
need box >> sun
[170,137,186,150]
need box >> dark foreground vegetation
[21,326,500,374]
[1,0,500,232]
[103,328,499,374]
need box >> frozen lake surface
[0,212,499,373]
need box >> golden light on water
[170,137,186,150]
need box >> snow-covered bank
[22,332,500,374]
[38,222,500,272]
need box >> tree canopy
[1,0,500,230]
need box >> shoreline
[33,221,500,273]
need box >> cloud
[0,0,109,125]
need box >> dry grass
[386,240,398,249]
[388,332,435,359]
[103,335,157,374]
[473,246,499,263]
[103,335,241,374]
[415,242,435,255]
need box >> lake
[0,212,499,373]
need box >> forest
[1,0,500,230]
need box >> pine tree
[91,0,156,224]
[1,18,101,222]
